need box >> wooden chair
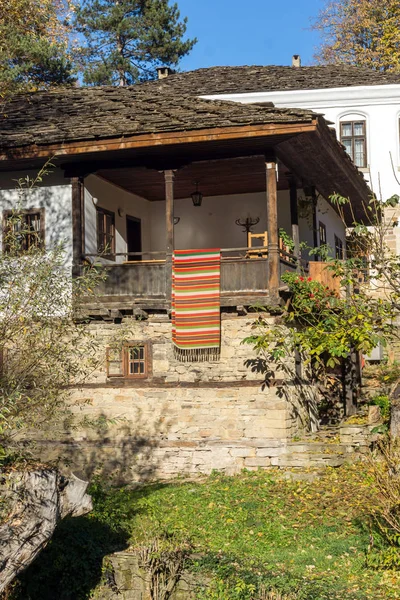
[246,231,268,258]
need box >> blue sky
[177,0,324,71]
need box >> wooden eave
[0,113,371,224]
[275,116,371,224]
[0,120,318,164]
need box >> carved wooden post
[266,158,279,304]
[71,177,84,276]
[288,175,300,272]
[164,170,175,304]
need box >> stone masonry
[35,313,317,481]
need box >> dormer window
[340,121,367,168]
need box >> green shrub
[369,395,391,422]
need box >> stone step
[272,452,348,468]
[286,442,348,455]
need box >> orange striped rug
[172,249,221,361]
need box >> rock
[0,469,92,593]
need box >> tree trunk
[0,469,92,593]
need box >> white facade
[203,84,400,204]
[0,170,73,263]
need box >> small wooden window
[335,235,344,260]
[340,121,367,168]
[3,208,45,252]
[126,345,147,378]
[318,222,327,246]
[97,207,115,256]
[106,342,151,379]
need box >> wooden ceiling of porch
[97,156,294,201]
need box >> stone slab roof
[141,65,400,96]
[0,87,314,149]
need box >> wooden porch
[77,152,304,311]
[82,245,299,311]
[64,113,371,313]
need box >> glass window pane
[341,123,352,137]
[342,139,353,159]
[354,122,365,136]
[354,139,365,167]
[133,362,140,374]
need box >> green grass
[87,466,400,600]
[12,465,400,599]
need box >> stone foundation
[32,313,321,481]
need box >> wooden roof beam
[0,121,318,162]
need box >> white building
[152,62,400,201]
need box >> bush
[369,395,391,422]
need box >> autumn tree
[0,0,75,94]
[74,0,197,86]
[312,0,400,72]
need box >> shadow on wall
[35,407,170,485]
[0,184,73,265]
[244,356,321,433]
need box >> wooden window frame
[340,120,367,168]
[96,206,115,257]
[3,208,45,252]
[106,341,152,380]
[318,221,327,246]
[334,234,344,260]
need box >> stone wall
[33,313,316,481]
[83,313,287,385]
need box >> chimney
[156,66,175,80]
[292,55,301,68]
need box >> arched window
[340,119,367,168]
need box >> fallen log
[0,469,92,593]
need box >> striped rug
[172,249,221,361]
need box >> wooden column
[71,177,84,276]
[311,186,318,253]
[266,158,279,303]
[288,176,302,377]
[164,170,175,303]
[288,175,300,272]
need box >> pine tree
[0,0,76,93]
[312,0,400,72]
[74,0,197,86]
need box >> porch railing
[85,247,304,302]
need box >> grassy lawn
[12,465,400,599]
[88,465,400,599]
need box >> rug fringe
[174,346,220,362]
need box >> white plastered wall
[316,195,347,258]
[0,171,346,265]
[0,169,72,264]
[205,84,400,255]
[150,190,297,252]
[204,84,400,204]
[84,174,152,263]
